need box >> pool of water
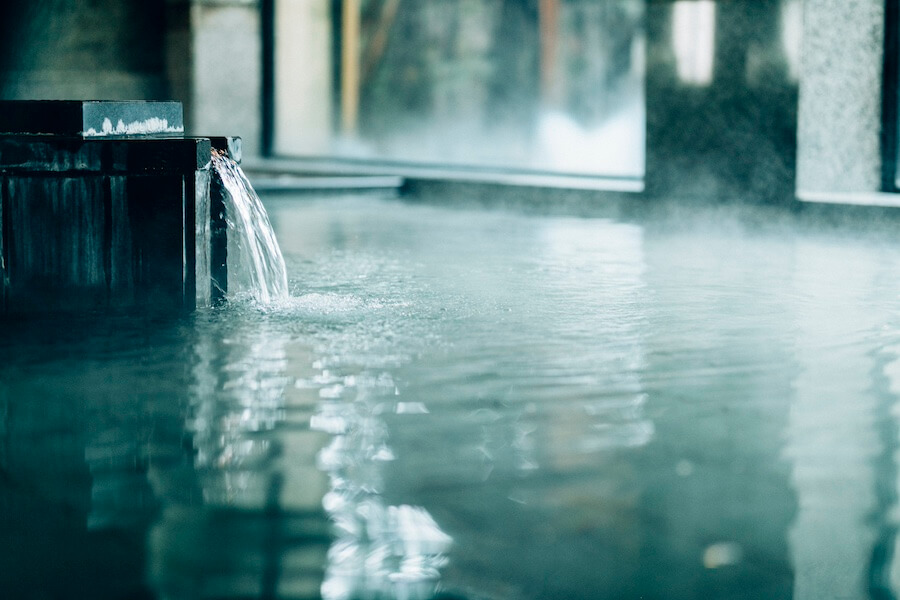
[3,194,900,600]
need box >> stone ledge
[0,137,211,174]
[0,101,184,138]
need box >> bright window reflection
[672,0,716,86]
[780,0,802,82]
[273,0,645,178]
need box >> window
[269,0,645,179]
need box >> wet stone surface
[0,100,183,138]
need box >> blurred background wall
[0,1,169,101]
[0,0,263,155]
[0,0,894,203]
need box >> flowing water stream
[211,149,289,304]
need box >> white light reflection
[882,343,900,593]
[672,1,716,85]
[780,0,802,82]
[149,325,334,600]
[784,242,881,600]
[191,335,289,507]
[536,103,645,178]
[310,371,452,600]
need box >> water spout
[210,149,289,304]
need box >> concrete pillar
[273,0,334,155]
[796,0,886,195]
[166,0,264,157]
[0,0,168,101]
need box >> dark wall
[0,0,169,101]
[645,0,799,204]
[0,0,803,194]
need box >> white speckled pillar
[796,0,886,194]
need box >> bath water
[2,194,900,600]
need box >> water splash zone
[210,148,289,304]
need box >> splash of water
[210,149,289,304]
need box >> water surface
[3,195,900,600]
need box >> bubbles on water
[287,292,376,317]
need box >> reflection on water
[0,319,189,599]
[309,371,451,600]
[883,339,900,595]
[785,241,900,600]
[149,319,330,600]
[189,329,288,507]
[10,198,900,598]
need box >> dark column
[487,0,541,127]
[645,0,798,204]
[0,176,7,313]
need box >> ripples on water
[5,196,900,599]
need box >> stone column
[272,0,334,156]
[796,0,886,195]
[166,0,264,157]
[0,0,168,101]
[644,0,799,203]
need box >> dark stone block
[105,138,211,174]
[207,136,240,304]
[0,177,6,313]
[0,101,233,316]
[209,165,228,304]
[4,176,109,312]
[0,101,183,138]
[0,137,210,174]
[125,174,190,311]
[0,137,105,172]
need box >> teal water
[3,195,900,600]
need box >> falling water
[210,149,289,303]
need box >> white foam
[83,117,184,137]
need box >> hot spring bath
[2,193,899,600]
